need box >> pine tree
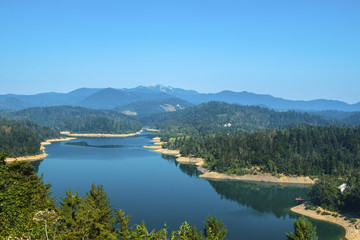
[203,215,227,240]
[80,184,116,239]
[286,216,318,240]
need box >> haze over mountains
[1,84,360,113]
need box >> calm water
[33,131,345,240]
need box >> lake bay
[33,131,345,239]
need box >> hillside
[142,101,329,138]
[0,118,60,157]
[114,98,193,116]
[1,106,142,134]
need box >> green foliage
[80,184,116,239]
[0,118,60,157]
[203,215,227,240]
[308,175,342,211]
[286,216,318,240]
[144,101,328,138]
[0,161,56,239]
[164,125,360,177]
[308,170,360,213]
[115,97,193,116]
[2,106,142,134]
[0,152,7,165]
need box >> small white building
[338,183,347,194]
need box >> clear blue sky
[1,0,359,103]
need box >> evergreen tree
[286,216,318,240]
[80,184,116,239]
[203,215,227,240]
[0,161,55,239]
[0,152,7,165]
[58,188,83,238]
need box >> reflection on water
[65,141,124,148]
[161,154,200,178]
[208,180,308,218]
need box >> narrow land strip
[291,204,360,240]
[60,129,143,137]
[143,136,314,184]
[5,137,76,163]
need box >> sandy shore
[5,137,76,163]
[60,130,143,137]
[176,157,204,165]
[291,204,359,240]
[198,170,314,184]
[143,145,163,149]
[154,148,181,156]
[143,137,314,184]
[144,128,159,132]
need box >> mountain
[114,98,193,116]
[1,106,142,134]
[0,84,359,112]
[80,87,173,109]
[143,101,329,137]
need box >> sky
[1,0,359,103]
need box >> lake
[33,131,345,239]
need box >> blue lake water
[33,131,345,239]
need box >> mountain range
[1,84,360,113]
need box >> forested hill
[1,106,142,134]
[0,118,60,157]
[114,98,193,116]
[165,125,360,177]
[143,101,329,138]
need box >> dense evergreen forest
[143,102,329,138]
[1,106,142,134]
[308,171,360,213]
[0,160,228,240]
[0,118,60,157]
[164,125,360,177]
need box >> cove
[33,131,345,240]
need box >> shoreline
[143,136,314,184]
[5,137,76,163]
[291,204,359,240]
[60,129,143,137]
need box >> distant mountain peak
[148,84,174,93]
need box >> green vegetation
[0,160,227,240]
[286,216,318,240]
[1,106,142,134]
[143,101,328,138]
[308,170,360,212]
[164,125,360,177]
[0,118,60,157]
[115,98,193,116]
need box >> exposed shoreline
[291,204,359,240]
[143,136,314,184]
[60,129,143,137]
[5,137,76,163]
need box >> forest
[0,118,60,157]
[308,171,360,213]
[163,125,360,177]
[144,101,329,138]
[1,106,142,134]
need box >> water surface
[35,131,345,239]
